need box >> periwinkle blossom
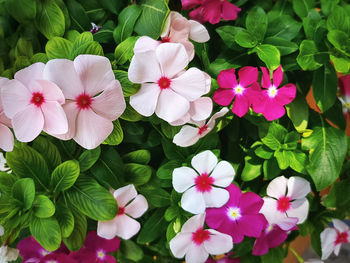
[169,214,233,263]
[44,55,126,150]
[1,63,68,143]
[98,184,148,240]
[172,150,235,214]
[338,75,350,115]
[0,78,13,152]
[321,219,350,260]
[213,67,260,117]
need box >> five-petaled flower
[0,77,14,152]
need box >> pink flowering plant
[0,0,349,263]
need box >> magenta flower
[253,66,296,121]
[213,67,260,117]
[71,231,120,263]
[39,253,78,263]
[0,77,14,152]
[338,75,350,115]
[206,184,267,243]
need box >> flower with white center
[128,41,208,123]
[321,219,350,260]
[97,184,148,240]
[172,150,235,214]
[169,214,233,263]
[173,107,229,147]
[260,176,310,231]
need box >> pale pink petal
[275,84,296,106]
[12,105,44,142]
[42,101,68,135]
[218,69,237,89]
[113,184,137,207]
[44,59,84,99]
[156,43,188,78]
[207,108,229,130]
[332,219,349,233]
[170,113,191,126]
[130,83,160,117]
[26,79,43,93]
[273,66,283,87]
[210,161,235,187]
[0,112,11,128]
[172,167,197,193]
[125,194,148,218]
[180,40,195,61]
[53,101,78,141]
[204,72,211,94]
[91,80,126,121]
[181,187,206,214]
[74,109,113,149]
[191,150,218,175]
[0,123,14,152]
[267,176,288,199]
[134,36,160,53]
[287,198,309,224]
[186,243,209,263]
[182,213,206,233]
[232,95,249,117]
[189,20,210,42]
[128,51,162,83]
[287,177,311,200]
[321,228,337,260]
[155,89,190,123]
[260,67,271,89]
[1,80,31,118]
[213,89,234,106]
[171,68,207,101]
[169,15,190,43]
[188,97,213,122]
[221,0,241,21]
[169,232,192,258]
[173,125,201,147]
[334,243,342,256]
[97,217,119,240]
[14,62,45,84]
[238,66,258,87]
[204,229,233,255]
[74,55,115,95]
[36,80,65,104]
[114,214,141,240]
[202,187,229,208]
[0,77,8,86]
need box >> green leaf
[114,5,142,44]
[63,209,86,251]
[93,20,115,44]
[6,145,50,191]
[263,158,281,180]
[78,147,101,172]
[12,178,35,210]
[32,136,62,171]
[261,123,287,150]
[253,44,280,70]
[122,150,151,165]
[140,187,170,207]
[264,37,298,56]
[55,204,74,238]
[66,0,91,32]
[302,121,347,190]
[157,160,182,180]
[267,15,302,41]
[114,36,138,65]
[241,155,262,181]
[164,206,179,222]
[296,40,322,71]
[114,70,141,97]
[327,6,350,34]
[330,55,350,74]
[255,145,274,159]
[66,176,118,221]
[289,150,307,173]
[216,26,244,49]
[327,30,350,56]
[302,10,321,40]
[160,121,181,140]
[5,0,36,23]
[321,0,339,16]
[261,245,286,263]
[33,195,55,218]
[51,160,80,193]
[235,30,258,48]
[120,103,143,122]
[125,163,152,186]
[134,0,169,39]
[312,62,338,112]
[274,150,292,170]
[292,0,315,19]
[286,95,309,132]
[30,216,61,251]
[45,37,73,59]
[0,172,17,196]
[137,209,166,244]
[246,7,268,42]
[35,0,65,39]
[283,131,300,150]
[120,240,144,262]
[31,53,49,64]
[324,178,350,208]
[15,38,33,58]
[103,120,123,146]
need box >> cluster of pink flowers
[170,151,311,263]
[0,55,126,151]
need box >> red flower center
[192,227,210,245]
[277,196,291,212]
[161,37,171,43]
[157,77,171,89]
[195,173,214,192]
[117,206,125,215]
[31,92,45,107]
[335,231,349,245]
[76,93,93,109]
[198,125,208,135]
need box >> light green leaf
[286,95,309,132]
[114,5,142,44]
[78,147,101,172]
[12,178,35,210]
[253,44,280,70]
[235,30,258,48]
[30,216,61,251]
[330,55,350,74]
[297,40,323,71]
[114,36,138,65]
[33,195,55,218]
[261,123,287,150]
[51,160,80,193]
[274,150,292,170]
[255,145,274,160]
[241,155,262,181]
[114,70,141,97]
[45,37,73,59]
[327,30,350,56]
[122,150,151,165]
[327,6,350,34]
[31,53,49,64]
[289,150,307,174]
[302,10,321,40]
[103,120,123,146]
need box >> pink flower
[1,63,68,143]
[173,107,229,147]
[71,231,120,263]
[206,184,267,243]
[213,67,260,117]
[182,0,241,24]
[172,150,235,214]
[338,75,350,114]
[39,253,77,263]
[260,176,310,231]
[205,253,240,263]
[169,214,233,263]
[128,41,208,123]
[253,66,296,121]
[97,184,148,240]
[0,77,14,151]
[43,55,126,149]
[321,219,350,260]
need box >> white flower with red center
[97,184,148,240]
[128,40,209,123]
[321,219,350,260]
[43,55,126,150]
[172,150,235,214]
[173,107,229,147]
[0,77,14,152]
[1,63,68,143]
[169,214,233,263]
[260,176,310,231]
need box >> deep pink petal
[238,66,258,87]
[232,94,249,117]
[275,84,296,106]
[218,69,237,89]
[206,206,227,229]
[253,234,269,256]
[226,184,242,207]
[84,231,120,253]
[221,0,241,21]
[260,67,271,89]
[240,192,264,214]
[261,101,286,121]
[339,75,350,96]
[202,0,222,24]
[266,226,288,248]
[17,236,45,260]
[189,7,207,24]
[246,82,262,107]
[238,214,266,238]
[181,0,202,10]
[213,89,234,106]
[273,65,283,87]
[106,255,117,263]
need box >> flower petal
[115,214,141,240]
[128,50,162,83]
[53,101,78,141]
[240,192,264,214]
[210,161,235,187]
[191,150,218,175]
[275,84,296,106]
[114,184,138,207]
[42,101,68,135]
[130,83,160,117]
[321,228,337,260]
[273,65,283,87]
[225,184,242,207]
[238,214,266,238]
[332,219,349,233]
[185,243,209,263]
[189,97,213,122]
[207,107,229,130]
[172,167,197,193]
[0,123,14,152]
[238,66,258,87]
[221,0,241,21]
[36,80,65,104]
[213,89,234,106]
[287,198,309,224]
[169,232,192,258]
[218,69,237,89]
[134,36,160,53]
[286,176,311,200]
[181,187,206,214]
[232,94,249,117]
[181,213,206,233]
[206,206,227,230]
[14,62,45,84]
[202,187,229,208]
[173,125,200,147]
[189,20,210,42]
[260,67,271,89]
[261,101,286,121]
[267,176,288,199]
[204,229,233,255]
[125,194,148,218]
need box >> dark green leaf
[264,37,298,56]
[286,95,309,132]
[122,150,151,165]
[327,6,350,34]
[321,0,339,16]
[137,209,166,244]
[292,0,315,19]
[241,155,262,181]
[120,240,144,262]
[63,209,86,251]
[296,40,323,71]
[12,178,35,210]
[263,158,281,180]
[66,0,91,32]
[103,120,124,146]
[327,30,350,56]
[302,10,321,39]
[140,187,170,207]
[114,5,142,44]
[216,26,245,49]
[30,216,61,251]
[125,163,152,186]
[55,203,74,238]
[157,160,182,180]
[267,15,302,41]
[5,0,36,23]
[78,147,101,172]
[246,7,268,41]
[32,136,62,171]
[51,160,80,193]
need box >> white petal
[334,243,342,256]
[181,214,206,233]
[134,36,160,53]
[170,112,191,126]
[287,198,309,224]
[181,187,206,214]
[202,187,229,208]
[204,229,233,255]
[169,232,192,258]
[185,243,209,263]
[189,20,210,43]
[114,214,141,240]
[207,108,229,130]
[189,97,213,122]
[156,43,188,78]
[97,217,119,240]
[114,184,138,207]
[41,101,68,135]
[14,62,44,84]
[172,167,197,193]
[267,176,288,199]
[210,161,235,187]
[287,176,311,200]
[130,83,160,117]
[52,101,78,141]
[321,228,337,260]
[125,194,148,218]
[128,50,161,83]
[191,150,218,175]
[173,126,200,147]
[332,219,349,233]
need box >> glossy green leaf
[45,37,73,59]
[241,155,262,181]
[302,10,321,40]
[296,40,322,71]
[78,147,101,172]
[51,160,80,193]
[327,30,350,56]
[289,150,307,174]
[267,15,302,41]
[137,209,166,244]
[63,209,86,251]
[32,136,62,171]
[264,37,298,56]
[261,123,287,150]
[114,5,142,44]
[235,30,258,48]
[12,178,35,210]
[246,7,268,41]
[263,158,281,180]
[274,150,293,170]
[103,120,124,146]
[125,163,152,186]
[114,70,141,97]
[5,0,36,23]
[253,44,280,70]
[216,26,244,49]
[286,95,309,132]
[33,195,55,218]
[122,150,151,165]
[255,145,274,159]
[120,240,144,261]
[55,203,74,238]
[30,216,61,251]
[292,0,315,19]
[114,36,138,65]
